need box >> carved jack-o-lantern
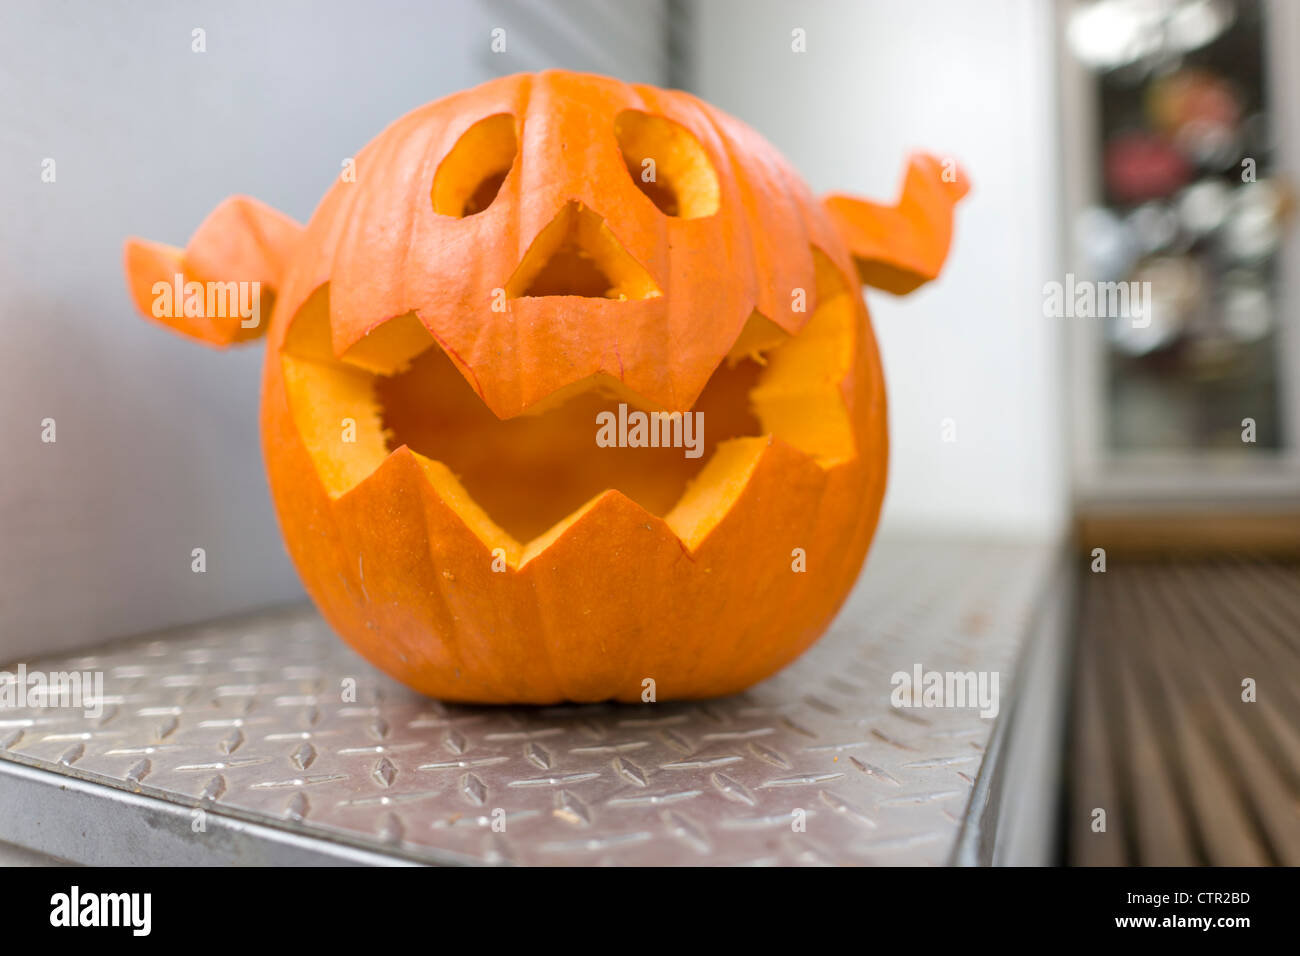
[124,71,967,703]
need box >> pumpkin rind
[261,277,886,702]
[276,71,849,418]
[123,69,966,703]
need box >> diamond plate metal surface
[0,538,1053,865]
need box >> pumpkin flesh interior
[280,255,856,567]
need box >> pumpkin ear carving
[123,196,303,347]
[822,153,969,296]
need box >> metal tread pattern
[1,538,1053,866]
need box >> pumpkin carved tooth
[122,70,966,703]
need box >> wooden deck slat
[1069,556,1300,866]
[1070,578,1128,865]
[1143,566,1286,864]
[1112,570,1207,865]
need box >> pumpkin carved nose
[505,201,661,300]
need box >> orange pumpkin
[124,71,967,703]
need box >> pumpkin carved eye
[614,110,719,218]
[432,113,517,217]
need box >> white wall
[0,0,671,658]
[694,0,1069,539]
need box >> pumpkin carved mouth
[280,247,857,567]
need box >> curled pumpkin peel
[823,153,971,295]
[122,70,967,703]
[123,196,302,346]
